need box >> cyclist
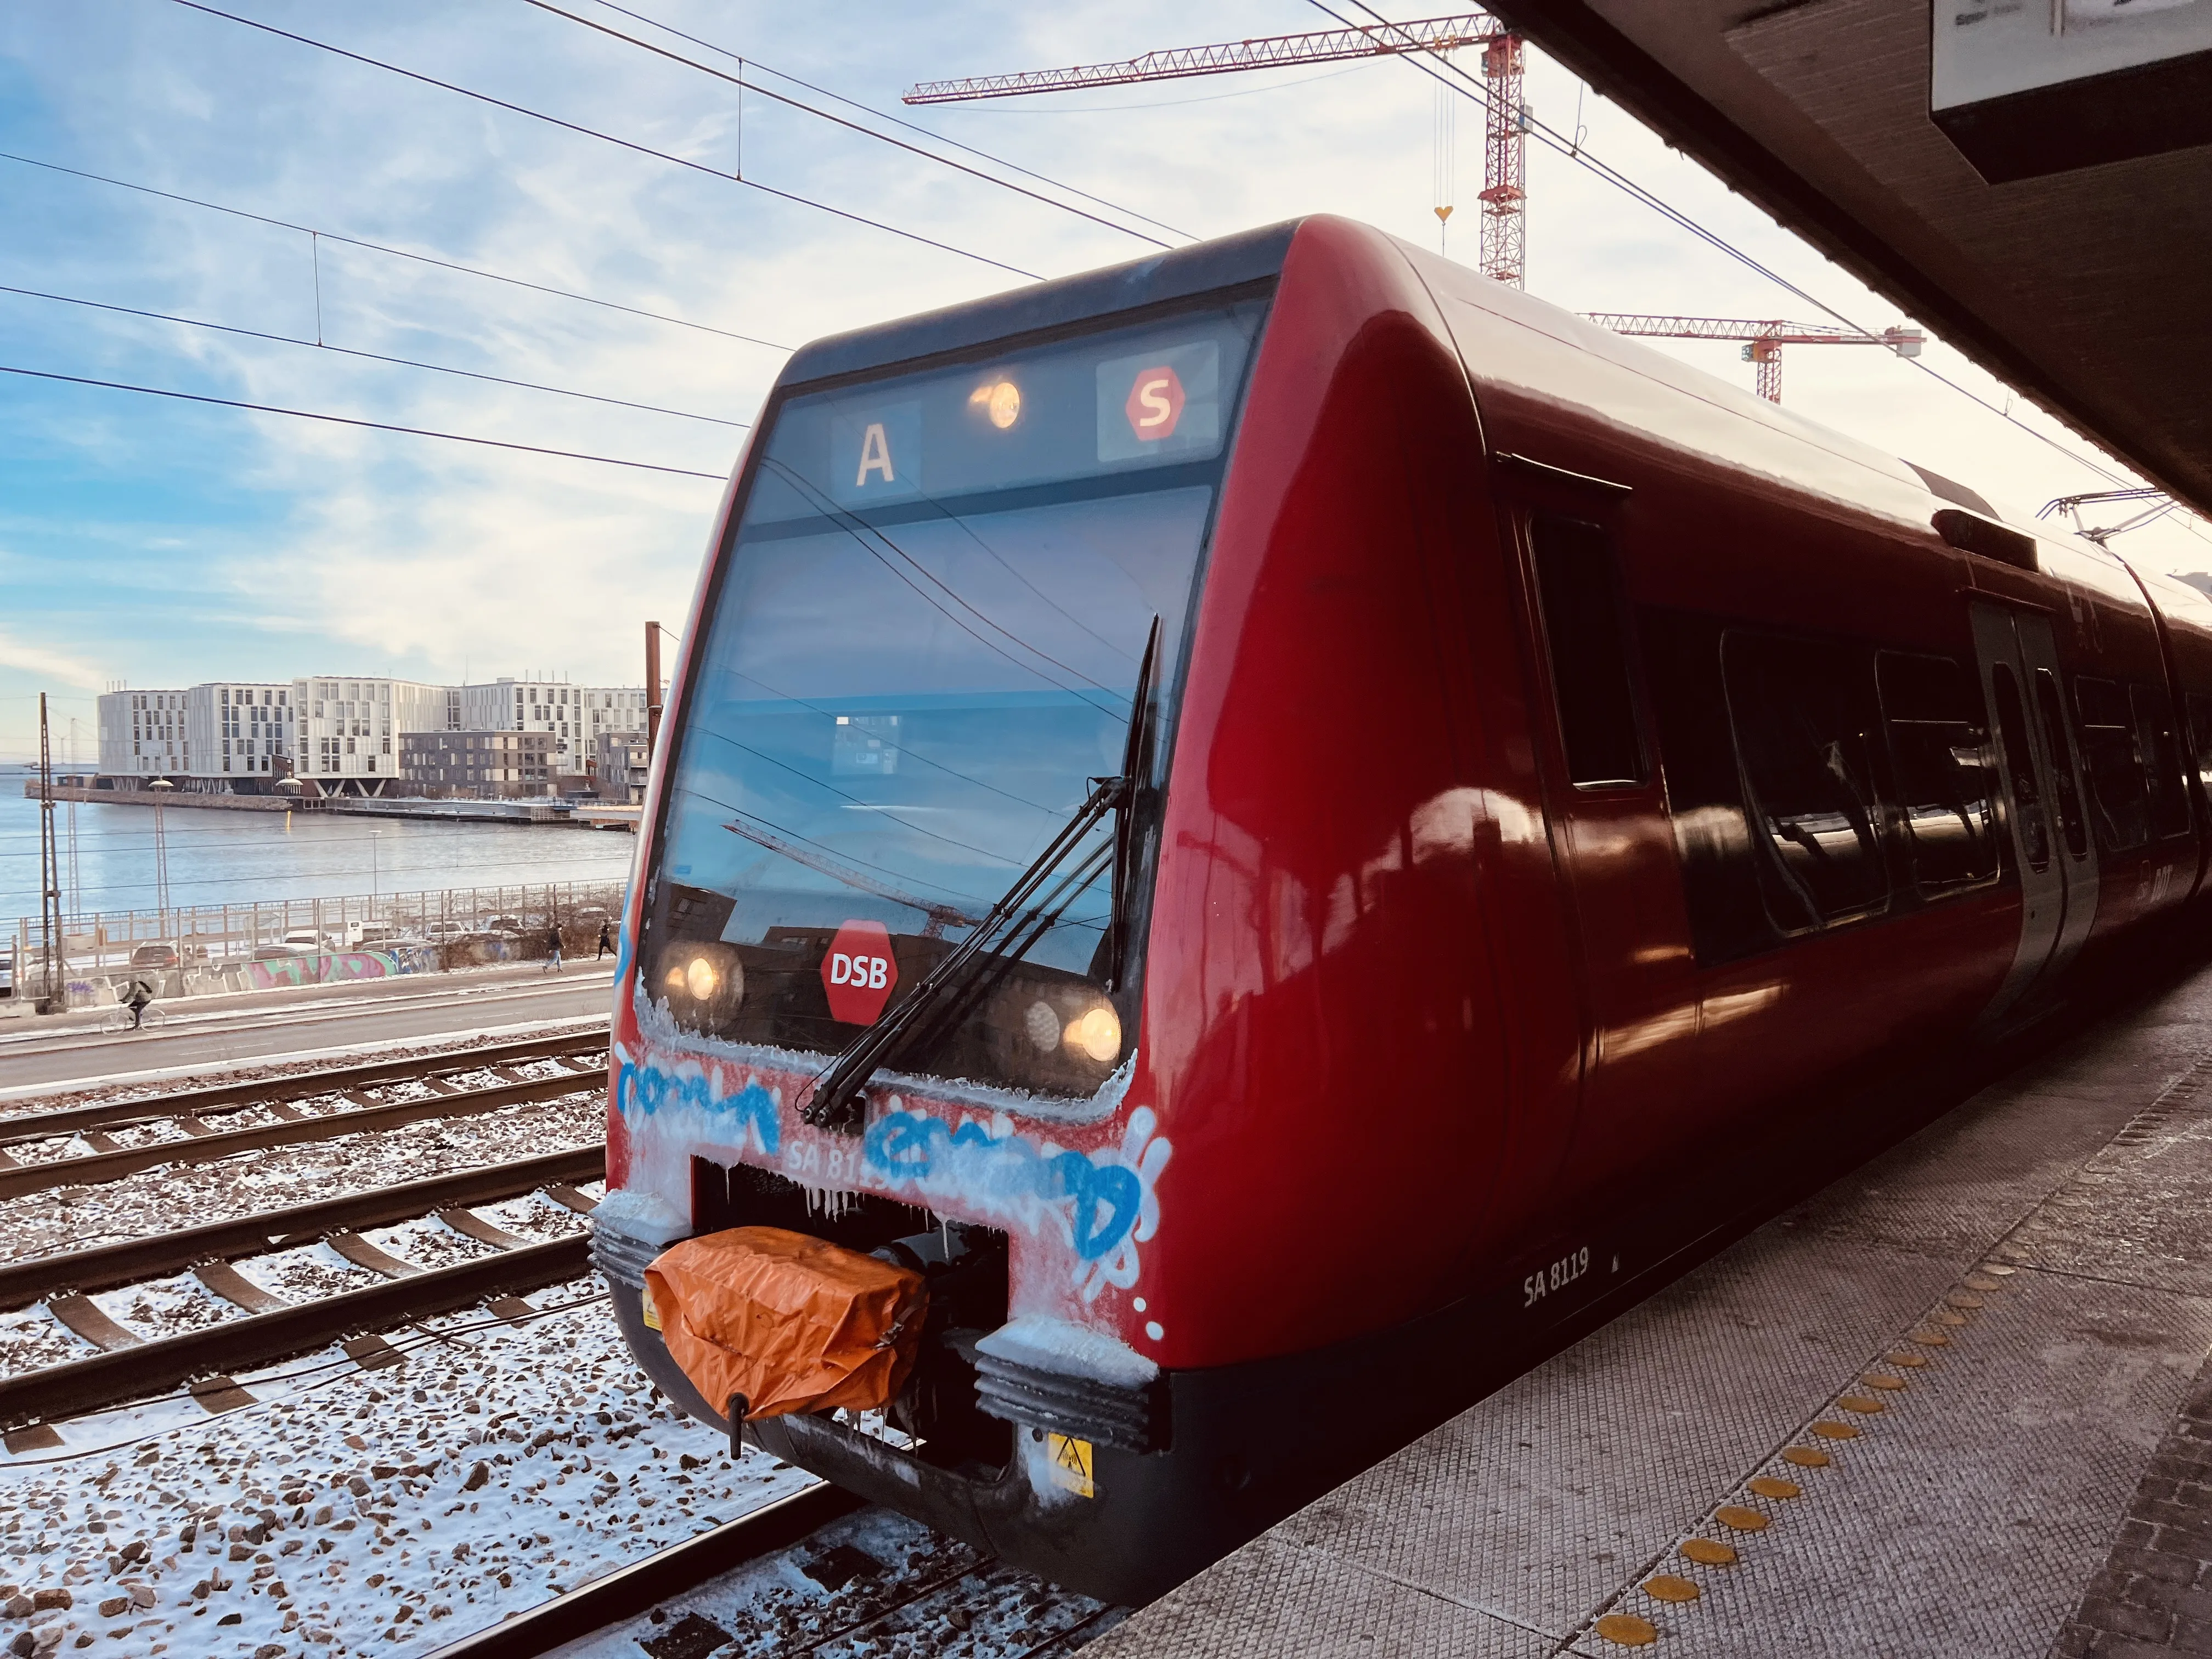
[125,977,155,1030]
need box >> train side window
[1875,652,1999,893]
[2131,684,2191,839]
[1527,514,1645,787]
[2074,676,2151,851]
[1722,630,1889,932]
[1989,664,2051,873]
[2032,669,2090,861]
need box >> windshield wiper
[800,619,1161,1135]
[1104,616,1162,991]
[802,771,1126,1132]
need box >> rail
[0,1044,609,1199]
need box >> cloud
[0,625,101,689]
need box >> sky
[2,0,2207,763]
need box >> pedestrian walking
[544,921,564,973]
[595,918,615,960]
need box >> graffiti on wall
[241,945,440,990]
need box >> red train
[591,216,2212,1601]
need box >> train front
[591,278,1272,1600]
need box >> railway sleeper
[0,1071,602,1201]
[0,1146,603,1309]
[0,1026,608,1149]
[0,1234,591,1431]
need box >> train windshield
[644,298,1268,1102]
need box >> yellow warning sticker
[1046,1433,1095,1499]
[640,1284,662,1333]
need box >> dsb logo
[827,953,889,989]
[822,919,898,1025]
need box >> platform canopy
[1486,0,2212,515]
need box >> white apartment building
[190,682,297,783]
[97,688,191,781]
[291,676,451,793]
[457,679,647,781]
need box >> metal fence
[6,879,630,1000]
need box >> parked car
[0,952,12,997]
[252,943,314,962]
[484,915,524,935]
[279,928,330,953]
[129,943,179,970]
[425,921,469,943]
[351,922,409,947]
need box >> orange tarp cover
[644,1226,927,1421]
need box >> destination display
[735,302,1266,524]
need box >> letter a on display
[856,422,895,486]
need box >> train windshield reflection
[644,300,1267,1080]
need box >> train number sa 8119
[1523,1245,1591,1309]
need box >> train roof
[780,222,1297,392]
[778,215,2162,617]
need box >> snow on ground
[0,1092,606,1270]
[0,1282,817,1658]
[547,1507,1122,1659]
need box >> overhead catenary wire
[168,1,1045,283]
[0,151,787,351]
[1306,0,2145,494]
[0,364,726,481]
[0,283,749,428]
[517,0,1175,251]
[583,0,1195,241]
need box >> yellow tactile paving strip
[1573,1262,2025,1650]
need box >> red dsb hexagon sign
[822,919,898,1025]
[1124,365,1186,443]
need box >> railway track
[0,1144,606,1440]
[424,1483,1125,1659]
[0,1026,609,1199]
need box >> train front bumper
[589,1211,1296,1606]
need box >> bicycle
[100,1000,167,1034]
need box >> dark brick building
[398,730,555,798]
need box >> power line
[170,1,1045,283]
[583,1,1195,241]
[0,284,749,428]
[518,0,1174,250]
[0,364,726,479]
[1308,0,2139,491]
[0,150,788,351]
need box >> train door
[1498,460,1695,1198]
[1970,600,2098,1023]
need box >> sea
[0,772,639,924]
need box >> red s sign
[1124,366,1187,442]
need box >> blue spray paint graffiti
[616,1059,780,1157]
[865,1104,1172,1302]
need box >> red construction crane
[903,16,1531,289]
[1582,314,1926,404]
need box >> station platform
[1096,960,2212,1657]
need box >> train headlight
[658,944,742,1031]
[1064,1004,1122,1064]
[1024,1000,1060,1053]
